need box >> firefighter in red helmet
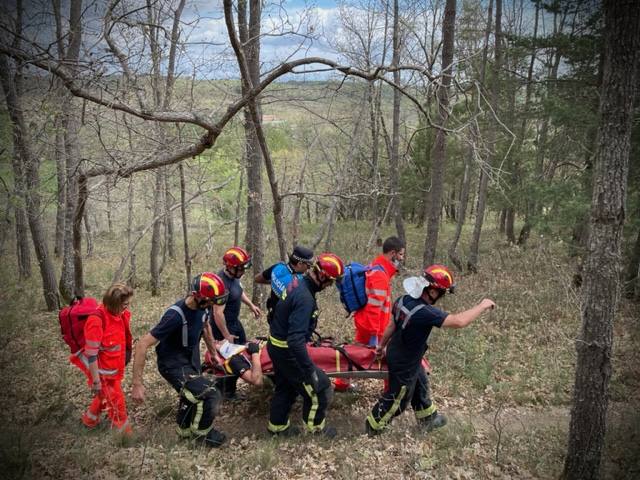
[132,272,230,448]
[211,246,262,400]
[267,253,345,438]
[366,264,496,435]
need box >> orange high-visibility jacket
[353,255,398,341]
[71,305,132,380]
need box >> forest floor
[1,224,639,479]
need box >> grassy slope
[0,221,638,480]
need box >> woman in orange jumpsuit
[71,283,134,435]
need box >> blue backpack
[271,262,303,300]
[337,262,384,314]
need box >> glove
[246,342,260,355]
[305,369,320,393]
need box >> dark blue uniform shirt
[269,276,320,375]
[218,268,243,326]
[150,299,209,373]
[387,295,448,372]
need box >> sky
[178,0,345,78]
[7,0,557,81]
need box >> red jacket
[353,255,398,340]
[71,304,132,380]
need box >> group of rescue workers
[70,238,495,447]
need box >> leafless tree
[562,1,640,478]
[468,0,501,273]
[389,0,406,243]
[423,0,456,265]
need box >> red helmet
[314,252,345,280]
[191,272,228,305]
[223,246,252,268]
[423,264,456,293]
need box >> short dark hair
[102,283,134,315]
[382,236,405,254]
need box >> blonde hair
[102,283,134,315]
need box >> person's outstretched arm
[442,299,495,329]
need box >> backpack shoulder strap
[167,305,188,348]
[394,297,427,330]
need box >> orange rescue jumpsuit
[335,255,397,391]
[70,304,132,434]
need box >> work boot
[269,425,301,438]
[418,411,448,432]
[199,429,227,448]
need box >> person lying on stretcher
[208,340,264,386]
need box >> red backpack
[59,296,100,354]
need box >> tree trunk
[505,207,515,243]
[126,176,137,287]
[83,199,93,257]
[59,105,80,301]
[368,80,382,232]
[562,2,640,478]
[10,139,31,279]
[234,167,244,247]
[230,0,287,263]
[448,140,473,271]
[516,0,540,246]
[237,0,264,304]
[498,207,506,234]
[291,155,308,246]
[105,173,113,234]
[54,116,66,255]
[0,53,59,310]
[73,174,88,296]
[423,0,456,265]
[164,168,176,260]
[58,0,83,302]
[150,170,163,296]
[179,163,191,290]
[390,0,405,243]
[468,0,501,273]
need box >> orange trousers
[81,376,131,435]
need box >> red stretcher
[203,339,431,379]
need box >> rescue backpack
[59,296,100,354]
[270,262,302,300]
[337,262,384,314]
